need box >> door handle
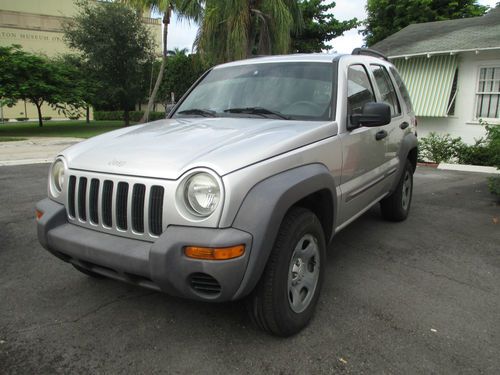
[375,130,388,140]
[400,122,409,130]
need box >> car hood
[61,117,337,180]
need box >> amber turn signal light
[184,245,245,260]
[35,209,44,220]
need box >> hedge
[94,111,165,122]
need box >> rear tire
[380,159,413,221]
[247,207,326,337]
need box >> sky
[165,0,499,54]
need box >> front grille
[67,174,165,238]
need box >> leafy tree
[159,53,208,104]
[292,0,358,53]
[120,0,203,123]
[56,54,101,124]
[362,0,489,46]
[196,0,303,63]
[64,1,155,125]
[0,45,85,127]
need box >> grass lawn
[0,120,128,139]
[0,137,27,142]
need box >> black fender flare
[231,163,337,299]
[390,132,418,192]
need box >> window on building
[347,65,375,118]
[447,68,459,116]
[476,67,500,119]
[370,65,401,117]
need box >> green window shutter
[394,55,458,117]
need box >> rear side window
[370,65,401,117]
[347,65,375,117]
[390,66,414,113]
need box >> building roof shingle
[372,7,500,58]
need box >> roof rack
[351,48,389,61]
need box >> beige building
[0,0,162,120]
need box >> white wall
[417,50,500,144]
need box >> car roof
[213,53,392,69]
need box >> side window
[390,66,414,113]
[370,65,401,117]
[347,64,375,117]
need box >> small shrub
[69,115,80,120]
[149,111,166,121]
[1,118,9,122]
[16,117,28,121]
[42,116,52,121]
[488,176,500,201]
[418,132,464,163]
[94,110,165,122]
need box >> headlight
[183,172,221,217]
[50,158,66,197]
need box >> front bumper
[36,198,253,302]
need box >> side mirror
[349,102,391,129]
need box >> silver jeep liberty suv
[37,49,417,336]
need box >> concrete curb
[0,158,53,167]
[438,162,500,174]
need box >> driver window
[347,65,375,118]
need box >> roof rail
[351,48,389,61]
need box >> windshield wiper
[223,107,290,120]
[177,108,216,117]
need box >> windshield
[173,62,334,121]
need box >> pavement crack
[16,291,155,334]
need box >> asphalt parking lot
[1,164,499,374]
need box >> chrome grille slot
[102,180,113,227]
[116,182,129,230]
[65,172,170,241]
[149,186,164,236]
[89,179,100,224]
[132,184,146,233]
[77,177,87,221]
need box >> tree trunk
[140,7,171,124]
[124,109,130,126]
[86,106,90,124]
[35,101,43,128]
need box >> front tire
[247,207,326,337]
[380,159,414,221]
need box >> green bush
[42,116,52,121]
[94,110,165,122]
[69,115,80,120]
[1,118,9,122]
[488,176,500,201]
[418,132,464,163]
[457,125,500,167]
[16,117,28,121]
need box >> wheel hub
[292,258,306,284]
[287,234,320,313]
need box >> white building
[373,7,500,144]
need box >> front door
[338,63,389,226]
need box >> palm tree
[195,0,302,63]
[121,0,202,122]
[167,47,189,56]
